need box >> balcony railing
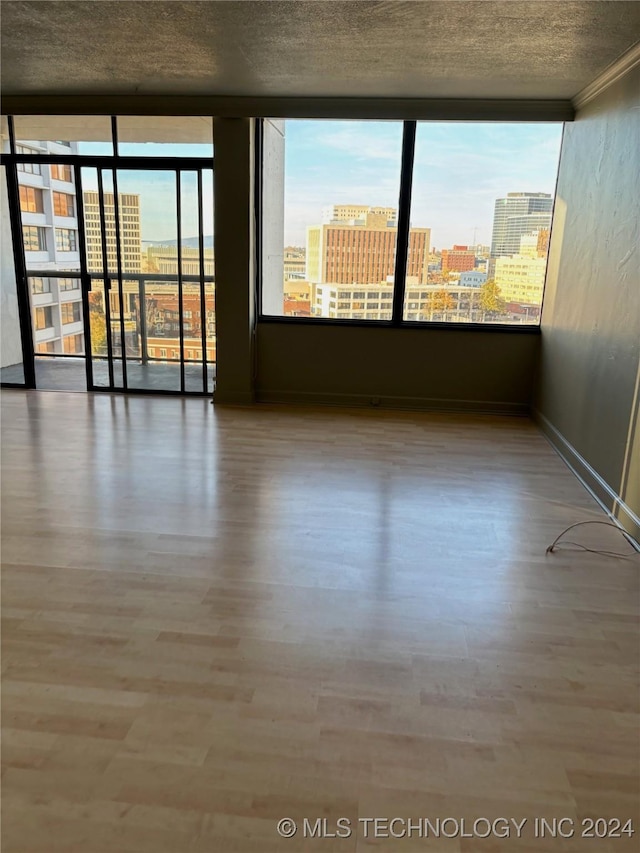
[26,270,216,366]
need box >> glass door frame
[1,124,214,396]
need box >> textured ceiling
[2,1,640,99]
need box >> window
[36,341,55,353]
[261,119,403,318]
[55,228,77,252]
[19,185,44,213]
[53,192,75,217]
[61,302,82,325]
[16,146,41,174]
[7,114,215,394]
[51,164,73,182]
[23,225,47,252]
[35,306,54,330]
[403,122,562,325]
[260,119,563,327]
[30,277,50,294]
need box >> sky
[283,120,563,249]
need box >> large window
[19,185,44,213]
[260,119,563,326]
[403,122,562,325]
[261,119,403,319]
[22,225,47,252]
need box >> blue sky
[284,120,563,248]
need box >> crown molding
[573,40,640,111]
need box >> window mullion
[392,120,416,325]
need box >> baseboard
[212,390,255,405]
[255,389,529,416]
[535,410,640,544]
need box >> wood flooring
[1,391,638,852]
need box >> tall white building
[490,192,553,258]
[83,190,142,273]
[17,141,85,354]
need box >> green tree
[479,279,506,318]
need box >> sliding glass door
[1,115,215,395]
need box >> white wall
[261,119,285,316]
[1,166,24,369]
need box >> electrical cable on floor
[546,520,640,557]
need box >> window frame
[256,118,563,333]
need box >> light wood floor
[2,391,638,852]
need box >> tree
[88,291,108,356]
[426,289,456,320]
[479,279,506,319]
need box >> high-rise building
[490,192,553,257]
[306,207,430,286]
[16,140,85,355]
[83,190,142,272]
[441,245,476,274]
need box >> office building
[83,190,142,273]
[490,192,553,257]
[306,207,430,285]
[313,280,485,322]
[441,244,476,273]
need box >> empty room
[1,2,639,851]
